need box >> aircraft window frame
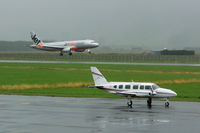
[133,85,138,89]
[119,85,123,89]
[114,85,117,89]
[125,85,130,89]
[152,84,160,90]
[145,85,151,90]
[140,85,144,90]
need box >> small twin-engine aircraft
[30,32,99,56]
[90,67,177,108]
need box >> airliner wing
[44,45,74,50]
[42,44,64,49]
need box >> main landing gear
[165,99,169,107]
[127,96,133,108]
[59,52,72,56]
[147,98,152,107]
[59,52,63,56]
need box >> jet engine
[62,47,71,52]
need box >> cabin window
[145,86,151,90]
[140,85,144,90]
[119,85,123,89]
[114,85,117,88]
[125,85,130,89]
[133,85,138,89]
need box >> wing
[43,42,67,49]
[43,45,64,49]
[62,46,74,52]
[116,91,137,97]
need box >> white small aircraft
[30,32,99,56]
[90,67,177,108]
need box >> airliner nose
[92,43,99,47]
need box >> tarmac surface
[0,95,200,133]
[1,59,200,66]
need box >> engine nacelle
[62,47,71,52]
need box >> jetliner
[30,32,99,56]
[90,67,177,108]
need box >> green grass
[0,62,200,102]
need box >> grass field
[0,62,200,102]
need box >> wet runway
[0,95,200,133]
[1,60,200,66]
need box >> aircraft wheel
[88,49,91,54]
[147,98,152,107]
[59,53,63,56]
[69,52,72,56]
[165,102,169,107]
[127,101,132,108]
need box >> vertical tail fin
[90,67,108,86]
[30,32,43,47]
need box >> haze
[0,0,200,49]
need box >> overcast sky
[0,0,200,49]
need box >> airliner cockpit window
[152,84,160,90]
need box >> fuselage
[30,39,99,52]
[97,82,177,98]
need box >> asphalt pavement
[0,95,200,133]
[1,59,200,66]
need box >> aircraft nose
[92,43,99,47]
[172,91,177,96]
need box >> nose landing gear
[165,99,169,107]
[147,98,152,107]
[127,96,133,108]
[59,52,63,56]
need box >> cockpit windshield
[152,84,160,90]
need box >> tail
[30,32,43,47]
[90,67,108,86]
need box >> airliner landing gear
[88,49,91,54]
[69,52,72,56]
[165,99,169,107]
[127,97,132,108]
[59,52,63,56]
[147,98,152,107]
[127,100,132,108]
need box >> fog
[0,0,200,50]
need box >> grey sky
[0,0,200,49]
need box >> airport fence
[0,52,200,63]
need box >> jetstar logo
[31,34,41,45]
